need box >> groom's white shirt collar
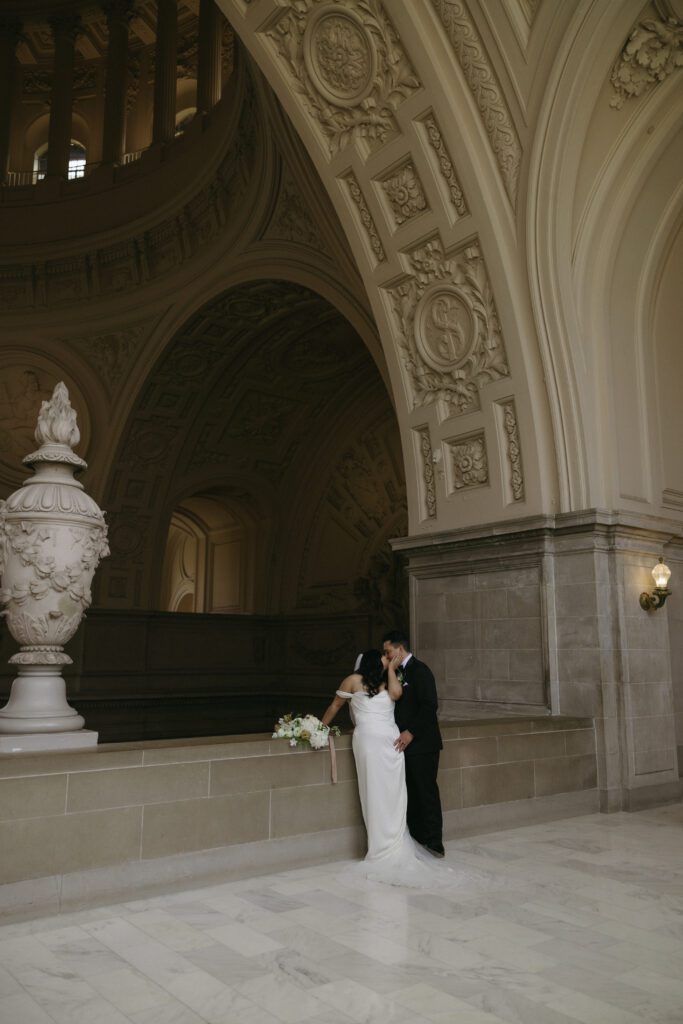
[401,653,413,668]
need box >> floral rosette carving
[389,238,510,415]
[0,383,109,662]
[267,0,420,154]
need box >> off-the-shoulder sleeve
[335,690,353,699]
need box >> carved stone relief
[99,282,384,608]
[610,14,682,108]
[446,431,489,491]
[421,113,468,218]
[388,237,509,415]
[415,425,438,519]
[345,172,386,264]
[497,398,524,502]
[0,362,90,481]
[430,0,521,204]
[296,419,408,613]
[65,319,155,394]
[380,161,429,226]
[266,0,420,154]
[265,168,326,251]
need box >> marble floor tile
[87,966,174,1016]
[1,805,682,1024]
[0,991,57,1024]
[234,971,331,1023]
[204,921,284,957]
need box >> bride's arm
[321,675,356,727]
[386,656,403,702]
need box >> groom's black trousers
[405,751,442,848]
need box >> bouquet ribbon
[329,735,338,784]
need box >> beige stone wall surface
[0,717,596,906]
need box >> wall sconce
[639,557,672,611]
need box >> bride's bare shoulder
[338,673,363,693]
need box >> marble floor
[1,805,682,1024]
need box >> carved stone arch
[528,0,644,510]
[217,0,559,533]
[96,267,401,612]
[529,0,683,512]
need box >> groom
[382,630,444,857]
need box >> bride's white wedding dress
[337,687,450,888]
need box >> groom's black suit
[394,655,443,851]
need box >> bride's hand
[381,654,390,670]
[390,654,402,671]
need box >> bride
[321,649,448,887]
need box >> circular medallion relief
[414,286,476,372]
[303,6,376,108]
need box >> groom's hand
[394,730,413,753]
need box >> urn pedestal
[0,383,109,751]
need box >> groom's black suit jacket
[394,655,442,756]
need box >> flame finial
[34,382,81,449]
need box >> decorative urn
[0,383,109,735]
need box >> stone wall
[397,510,683,813]
[0,717,596,917]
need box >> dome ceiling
[7,1,227,69]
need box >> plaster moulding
[265,0,420,155]
[495,397,525,503]
[64,318,157,395]
[610,12,683,109]
[419,112,469,220]
[388,236,510,418]
[378,160,430,227]
[0,358,91,487]
[444,430,489,492]
[430,0,521,205]
[344,172,386,264]
[414,424,438,520]
[264,167,327,251]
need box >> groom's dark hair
[382,629,410,650]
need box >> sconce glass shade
[652,558,671,590]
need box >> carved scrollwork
[422,113,468,218]
[345,173,386,263]
[499,399,524,501]
[610,15,683,108]
[430,0,521,204]
[415,425,437,519]
[388,237,509,415]
[266,0,420,154]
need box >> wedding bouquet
[272,713,340,750]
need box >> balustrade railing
[2,151,147,188]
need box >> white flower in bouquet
[272,712,340,750]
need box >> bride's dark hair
[356,649,384,697]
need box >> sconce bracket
[639,588,671,611]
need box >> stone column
[0,19,21,184]
[152,0,178,145]
[196,0,222,114]
[47,16,80,179]
[101,0,132,164]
